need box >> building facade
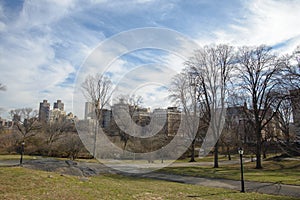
[53,100,64,111]
[290,89,300,138]
[85,102,95,120]
[39,100,50,122]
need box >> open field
[0,166,297,200]
[159,158,300,185]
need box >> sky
[0,0,300,119]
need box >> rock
[55,166,83,176]
[79,177,89,182]
[65,160,78,166]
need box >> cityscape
[1,0,300,199]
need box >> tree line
[82,44,300,169]
[1,44,299,167]
[0,108,87,160]
[169,44,300,169]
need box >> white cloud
[0,1,102,118]
[210,0,300,54]
[1,0,300,119]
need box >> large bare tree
[81,73,112,157]
[236,45,283,169]
[169,71,200,162]
[184,44,235,167]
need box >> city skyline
[1,0,300,119]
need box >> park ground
[0,155,299,200]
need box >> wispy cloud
[0,0,299,118]
[209,0,300,53]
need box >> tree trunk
[255,127,263,169]
[263,152,267,159]
[189,139,196,162]
[227,146,231,160]
[214,141,219,168]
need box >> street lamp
[20,141,25,166]
[238,147,245,193]
[161,147,164,163]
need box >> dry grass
[0,166,297,200]
[159,159,300,185]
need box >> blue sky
[0,0,300,119]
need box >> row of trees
[169,45,300,169]
[0,108,87,160]
[2,44,299,167]
[80,44,300,169]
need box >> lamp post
[238,147,245,192]
[161,147,164,163]
[20,141,25,166]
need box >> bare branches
[81,73,112,111]
[236,45,285,168]
[170,44,235,165]
[9,108,40,139]
[81,73,113,124]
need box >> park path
[131,172,300,199]
[1,158,299,199]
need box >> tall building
[152,107,181,136]
[39,100,50,122]
[49,109,66,122]
[290,89,300,137]
[102,109,112,128]
[54,100,64,111]
[85,102,95,120]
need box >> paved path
[1,158,299,199]
[131,172,300,199]
[0,159,20,166]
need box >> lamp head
[238,147,243,155]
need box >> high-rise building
[39,100,50,122]
[54,100,64,111]
[85,102,95,120]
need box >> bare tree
[279,46,300,155]
[81,73,113,122]
[281,51,300,90]
[112,95,143,151]
[275,97,293,144]
[9,108,40,164]
[220,114,240,160]
[169,71,199,162]
[236,45,283,169]
[184,44,235,167]
[42,117,74,156]
[60,132,85,160]
[10,108,40,140]
[81,73,112,157]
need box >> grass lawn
[0,167,297,200]
[0,154,37,161]
[175,155,232,163]
[159,159,300,185]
